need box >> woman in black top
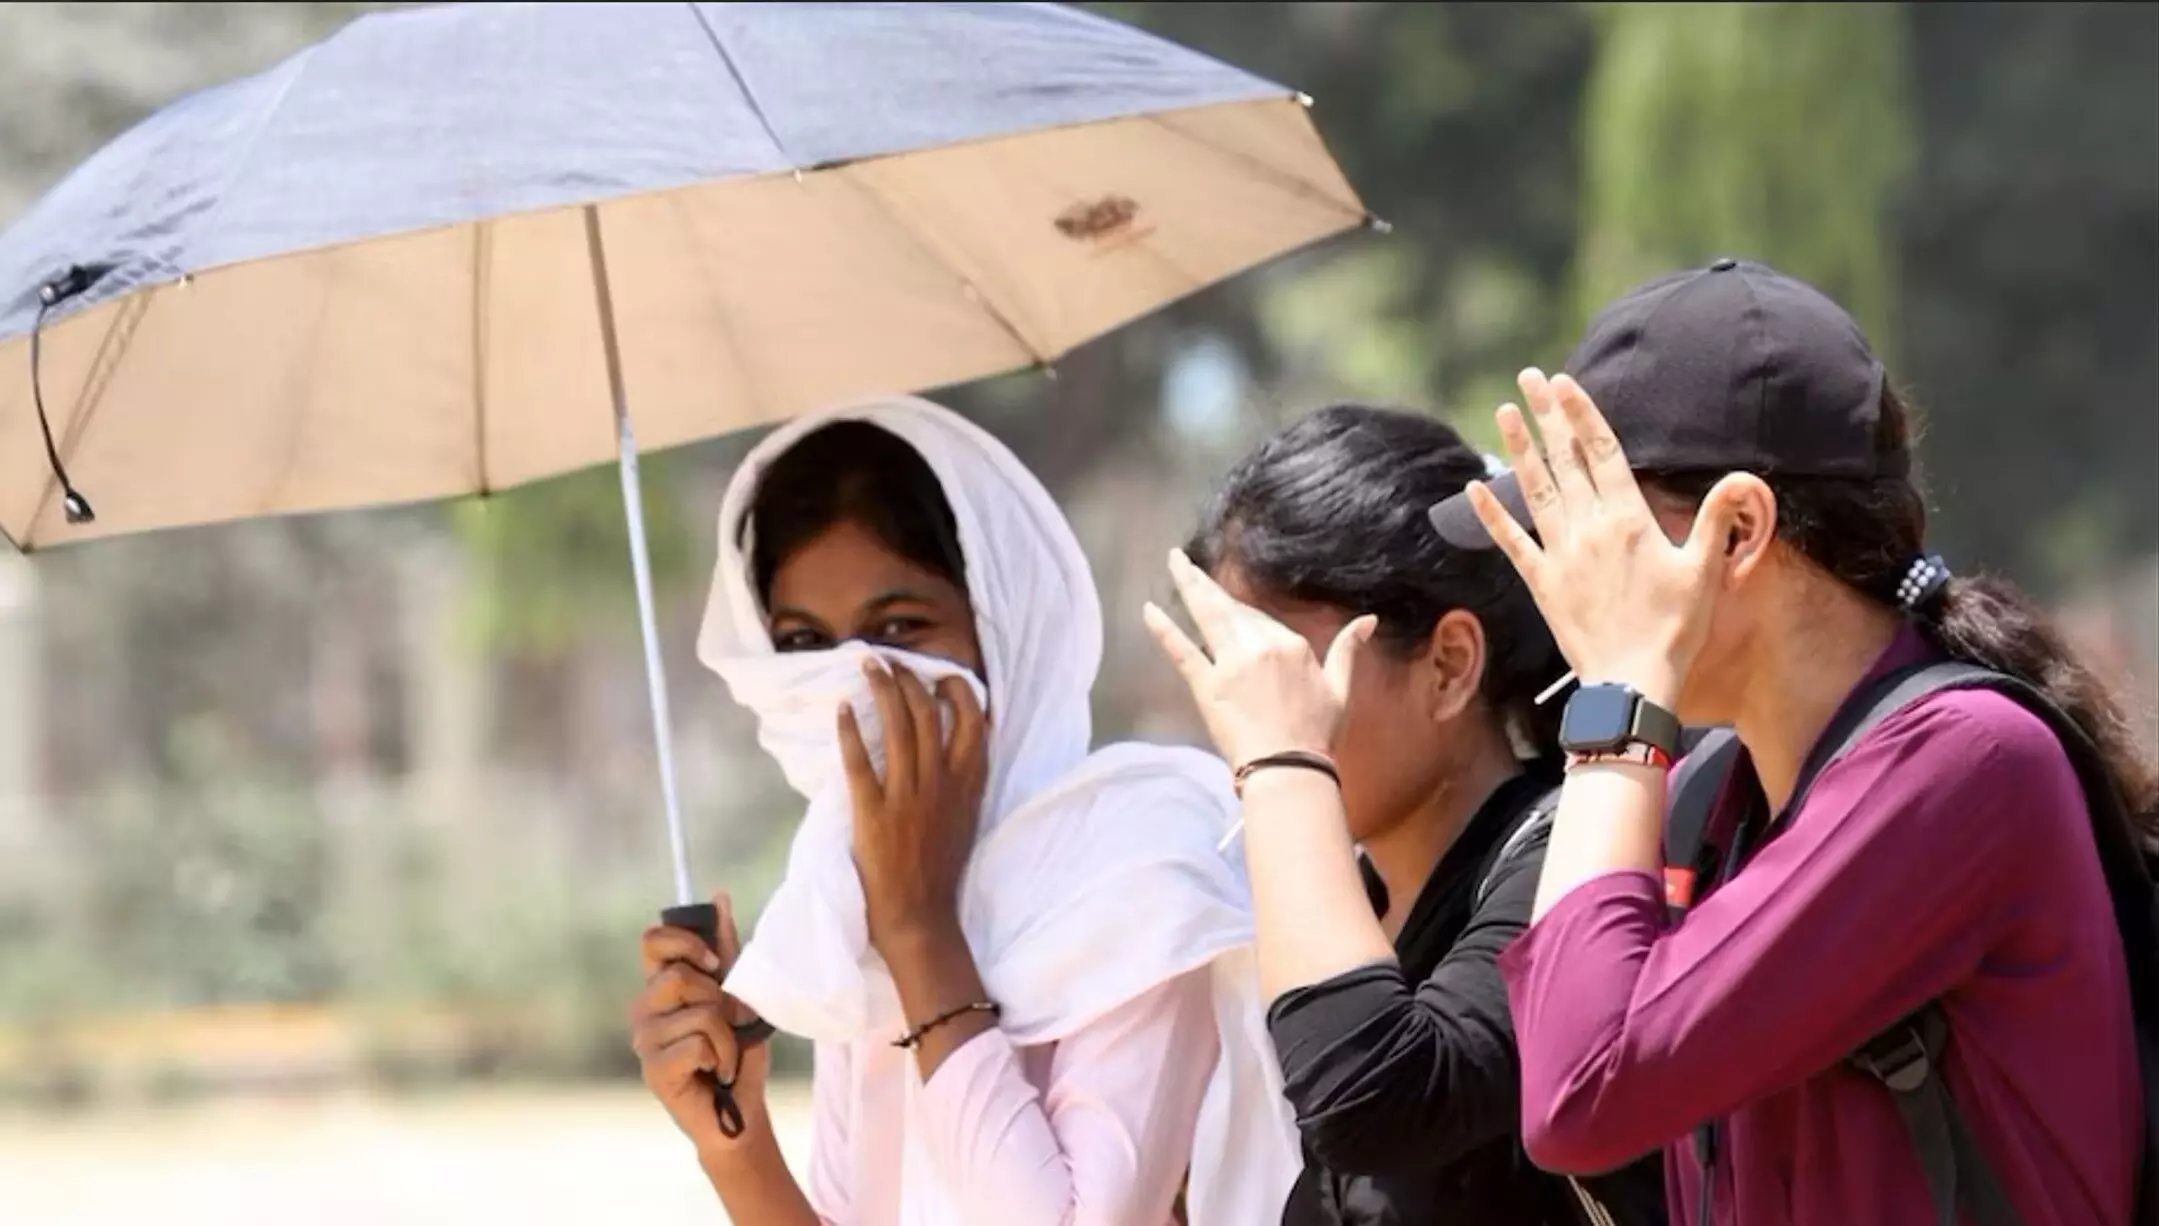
[1146,406,1666,1226]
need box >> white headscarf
[699,395,1299,1226]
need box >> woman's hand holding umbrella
[631,896,774,1151]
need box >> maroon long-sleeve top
[1499,630,2142,1225]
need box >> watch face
[1560,684,1637,753]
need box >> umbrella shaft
[618,420,695,906]
[587,203,695,907]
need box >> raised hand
[1144,549,1374,769]
[839,660,990,956]
[1467,369,1748,707]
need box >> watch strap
[1568,742,1674,771]
[1628,693,1684,760]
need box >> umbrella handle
[659,903,777,1139]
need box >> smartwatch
[1559,682,1683,766]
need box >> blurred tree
[451,462,695,659]
[1573,2,1913,347]
[1899,2,2159,589]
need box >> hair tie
[1894,554,1952,616]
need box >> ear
[1712,473,1778,588]
[1422,609,1488,725]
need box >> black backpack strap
[1819,663,2156,1020]
[1850,1003,2026,1226]
[1663,726,1745,919]
[1682,662,2020,1226]
[1784,660,1998,818]
[1800,662,2033,1226]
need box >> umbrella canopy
[0,0,1366,551]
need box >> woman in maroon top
[1428,260,2153,1225]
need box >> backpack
[1665,660,2159,1226]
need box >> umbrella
[0,0,1369,1119]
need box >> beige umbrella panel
[1,96,1365,551]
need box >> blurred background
[1,3,2153,1222]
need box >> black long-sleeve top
[1269,771,1668,1226]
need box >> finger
[714,891,742,967]
[645,1031,721,1086]
[1495,402,1567,548]
[862,659,917,797]
[1519,367,1598,510]
[641,962,728,1013]
[1467,480,1548,590]
[836,703,881,812]
[938,675,987,778]
[641,924,723,979]
[892,665,944,773]
[633,1000,731,1057]
[711,892,759,1026]
[647,1005,742,1083]
[1551,375,1649,517]
[1323,615,1378,704]
[1142,602,1211,690]
[645,1013,738,1085]
[1165,549,1247,653]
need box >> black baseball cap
[1428,257,1904,549]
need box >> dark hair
[1187,404,1568,758]
[741,420,967,605]
[1647,385,2159,833]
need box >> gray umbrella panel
[0,1,1288,337]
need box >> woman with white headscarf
[628,396,1299,1226]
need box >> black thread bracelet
[1232,749,1341,798]
[893,1000,1002,1049]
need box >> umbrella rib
[664,192,763,420]
[175,46,323,273]
[1142,107,1369,224]
[686,2,796,170]
[259,256,339,517]
[830,170,1054,369]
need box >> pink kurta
[803,968,1220,1226]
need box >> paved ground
[0,1082,816,1225]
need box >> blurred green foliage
[452,459,697,658]
[1576,3,1912,348]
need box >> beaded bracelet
[893,1000,1002,1050]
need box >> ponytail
[1926,575,2159,834]
[1648,383,2158,840]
